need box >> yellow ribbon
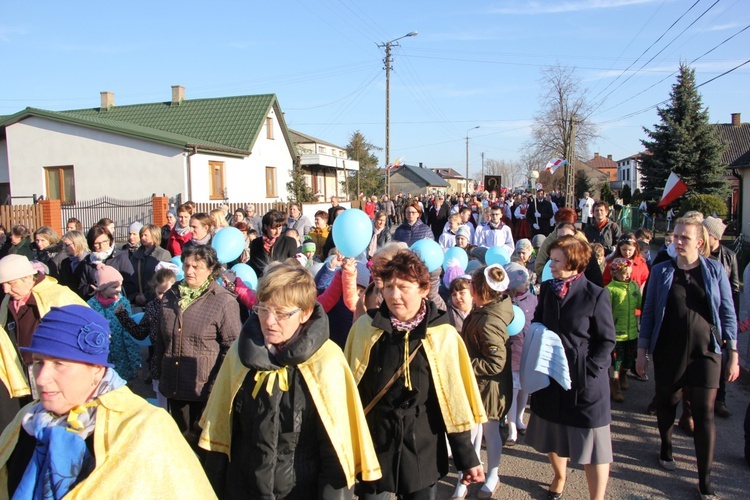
[65,401,99,432]
[403,330,412,391]
[252,368,289,399]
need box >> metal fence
[61,196,153,243]
[0,204,43,232]
[189,201,288,217]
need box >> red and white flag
[657,171,688,209]
[386,157,405,171]
[544,158,567,174]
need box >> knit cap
[96,265,123,291]
[455,225,471,241]
[531,234,546,249]
[301,240,316,253]
[20,305,114,368]
[515,238,533,253]
[129,221,144,234]
[503,262,529,291]
[0,255,36,283]
[355,261,371,289]
[702,216,726,240]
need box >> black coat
[358,301,478,495]
[204,304,348,499]
[527,197,554,236]
[78,249,137,301]
[530,276,616,429]
[428,203,451,240]
[248,236,298,277]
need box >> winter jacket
[583,219,622,254]
[116,297,162,379]
[156,280,241,401]
[32,243,66,278]
[199,303,381,498]
[131,244,171,301]
[166,226,192,257]
[530,275,616,429]
[0,237,33,260]
[345,301,486,494]
[603,254,649,288]
[606,279,641,343]
[639,256,737,355]
[461,297,514,420]
[78,250,137,301]
[248,235,298,277]
[0,386,217,499]
[710,244,740,314]
[286,214,313,236]
[393,220,434,247]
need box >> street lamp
[379,31,418,197]
[465,126,479,193]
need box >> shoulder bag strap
[364,342,423,415]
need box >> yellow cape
[198,339,381,487]
[0,277,88,398]
[345,314,487,433]
[0,386,216,499]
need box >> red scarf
[262,235,277,253]
[551,272,583,300]
[595,218,608,231]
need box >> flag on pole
[386,157,405,171]
[544,158,567,174]
[657,171,688,209]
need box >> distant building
[615,153,645,193]
[713,112,750,235]
[288,129,359,201]
[431,168,468,194]
[389,163,450,196]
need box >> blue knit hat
[20,305,113,367]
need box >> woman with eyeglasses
[393,201,434,247]
[77,225,136,301]
[155,245,241,451]
[200,260,380,499]
[248,209,299,277]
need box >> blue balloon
[131,312,145,324]
[332,209,373,258]
[170,255,182,267]
[541,260,553,282]
[410,238,443,272]
[212,226,245,263]
[231,263,258,290]
[486,246,511,266]
[443,246,469,272]
[507,305,525,337]
[466,259,481,273]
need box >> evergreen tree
[575,170,594,199]
[621,184,632,205]
[286,160,316,203]
[640,64,728,201]
[599,181,615,205]
[343,131,384,197]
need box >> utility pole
[465,126,479,192]
[564,116,576,209]
[378,31,418,198]
[481,151,486,189]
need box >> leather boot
[610,378,624,402]
[619,369,629,390]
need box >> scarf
[368,227,384,258]
[95,293,118,308]
[550,272,583,300]
[595,218,608,231]
[262,235,277,253]
[88,246,114,268]
[177,279,212,310]
[69,254,87,272]
[389,300,428,390]
[11,294,32,315]
[14,369,126,500]
[190,233,211,246]
[174,223,191,237]
[126,241,139,253]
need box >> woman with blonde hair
[637,215,738,498]
[57,230,90,293]
[200,260,380,498]
[32,226,65,277]
[210,209,229,232]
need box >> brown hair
[449,276,471,294]
[257,260,317,312]
[612,232,640,259]
[471,265,508,303]
[314,210,328,222]
[554,207,577,224]
[371,249,429,291]
[190,213,214,231]
[33,226,60,246]
[548,235,591,273]
[403,201,423,218]
[177,203,193,216]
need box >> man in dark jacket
[583,201,622,254]
[427,195,451,240]
[527,189,554,236]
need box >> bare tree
[523,64,598,169]
[480,158,527,189]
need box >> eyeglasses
[252,305,301,322]
[92,238,110,249]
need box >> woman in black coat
[248,209,298,277]
[78,226,136,301]
[526,235,616,500]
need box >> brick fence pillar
[152,196,169,228]
[39,199,62,236]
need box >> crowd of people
[0,188,746,499]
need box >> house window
[266,117,274,140]
[209,161,226,200]
[44,166,76,204]
[266,167,277,197]
[318,146,327,154]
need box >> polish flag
[544,158,567,174]
[386,157,405,171]
[657,172,688,209]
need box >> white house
[615,153,645,193]
[0,86,296,204]
[288,129,358,201]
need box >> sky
[1,0,748,180]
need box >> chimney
[594,152,599,158]
[607,154,612,161]
[100,91,114,111]
[731,113,741,126]
[171,85,185,105]
[419,162,424,169]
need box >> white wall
[5,117,186,200]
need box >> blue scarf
[14,369,126,500]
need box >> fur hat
[21,305,113,367]
[0,255,36,283]
[95,265,123,291]
[702,216,726,240]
